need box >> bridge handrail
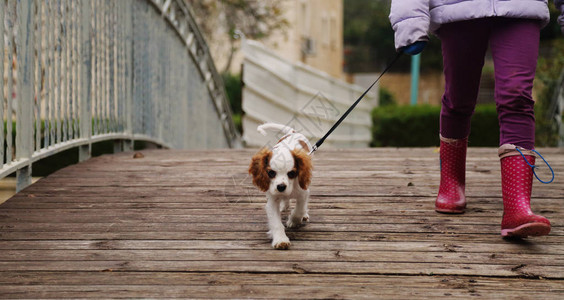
[0,0,239,191]
[149,0,239,146]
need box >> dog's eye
[287,170,297,179]
[267,170,276,178]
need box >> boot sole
[435,207,465,214]
[501,222,551,238]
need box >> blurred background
[1,0,563,202]
[188,0,564,148]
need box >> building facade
[207,0,344,79]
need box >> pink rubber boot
[435,136,467,214]
[499,145,551,238]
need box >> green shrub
[378,86,397,107]
[222,73,242,114]
[222,72,242,133]
[535,39,564,147]
[371,104,499,147]
[470,104,500,146]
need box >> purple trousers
[437,18,541,150]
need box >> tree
[187,0,289,74]
[344,0,561,74]
[344,0,443,73]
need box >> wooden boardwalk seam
[0,148,563,298]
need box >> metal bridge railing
[1,0,239,191]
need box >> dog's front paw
[286,217,301,229]
[287,214,309,228]
[272,237,291,250]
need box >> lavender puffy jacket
[390,0,564,50]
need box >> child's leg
[490,19,549,237]
[434,19,491,214]
[490,18,540,150]
[438,18,490,139]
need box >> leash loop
[515,148,554,184]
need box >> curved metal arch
[0,0,239,192]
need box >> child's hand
[401,41,427,55]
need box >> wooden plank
[0,273,562,299]
[1,222,561,237]
[1,260,563,279]
[0,249,562,269]
[0,209,550,224]
[0,282,558,299]
[4,195,562,207]
[1,240,563,254]
[1,272,561,289]
[0,231,560,245]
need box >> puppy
[248,123,313,250]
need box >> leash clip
[308,145,318,156]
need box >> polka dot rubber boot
[435,137,467,214]
[500,154,551,238]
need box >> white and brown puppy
[249,123,313,250]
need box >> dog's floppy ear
[291,149,312,190]
[249,148,272,192]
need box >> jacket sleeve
[389,0,430,51]
[556,0,564,34]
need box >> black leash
[309,52,402,154]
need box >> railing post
[79,0,92,162]
[16,0,35,192]
[124,0,134,151]
[410,54,420,106]
[0,0,5,170]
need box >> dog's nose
[277,184,286,192]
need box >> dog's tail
[257,123,295,136]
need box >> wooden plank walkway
[0,148,563,298]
